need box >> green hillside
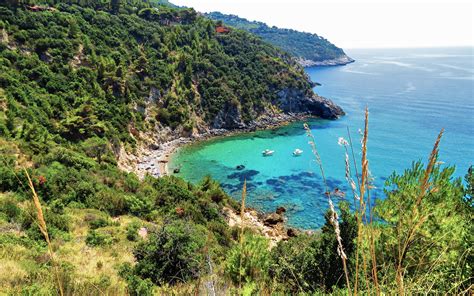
[0,1,471,295]
[206,11,354,66]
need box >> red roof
[215,26,230,34]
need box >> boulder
[287,228,299,237]
[276,206,286,215]
[264,213,284,226]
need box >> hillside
[206,11,354,67]
[0,1,471,295]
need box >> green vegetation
[0,1,471,295]
[206,11,352,63]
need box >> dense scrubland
[206,11,353,65]
[0,1,472,295]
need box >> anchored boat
[293,148,303,156]
[262,149,274,156]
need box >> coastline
[160,114,310,176]
[297,55,355,68]
[117,112,313,179]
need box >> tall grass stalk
[304,123,352,294]
[238,179,247,293]
[24,169,64,296]
[395,129,444,295]
[348,107,380,295]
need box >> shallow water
[170,47,474,229]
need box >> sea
[170,47,474,229]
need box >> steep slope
[206,12,354,67]
[0,3,343,151]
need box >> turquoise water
[170,47,474,229]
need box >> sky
[172,0,474,49]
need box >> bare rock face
[275,88,345,119]
[212,101,246,129]
[264,213,284,226]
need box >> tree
[82,136,108,163]
[376,162,472,292]
[270,202,357,292]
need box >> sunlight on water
[170,47,474,229]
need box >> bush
[225,233,271,285]
[270,201,357,292]
[85,230,114,247]
[132,220,206,285]
[126,220,141,241]
[88,216,110,229]
[119,263,154,296]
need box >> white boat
[293,148,303,156]
[262,149,274,156]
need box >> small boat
[262,149,274,156]
[293,149,303,156]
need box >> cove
[170,47,474,229]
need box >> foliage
[126,220,141,241]
[270,202,357,292]
[375,162,473,292]
[206,11,350,62]
[132,220,207,285]
[226,232,271,285]
[85,229,114,246]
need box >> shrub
[126,220,141,241]
[132,220,206,285]
[85,230,113,247]
[270,202,357,292]
[88,216,110,230]
[225,233,271,285]
[119,263,154,296]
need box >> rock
[276,206,286,215]
[173,167,180,173]
[149,143,160,150]
[40,52,53,63]
[287,228,299,237]
[264,213,284,226]
[138,227,148,239]
[276,88,345,120]
[236,164,245,170]
[212,101,246,129]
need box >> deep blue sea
[170,47,474,229]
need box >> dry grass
[394,129,444,295]
[24,168,64,296]
[239,179,247,292]
[304,123,352,294]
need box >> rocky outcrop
[212,101,246,129]
[275,88,345,120]
[224,206,293,248]
[209,87,344,130]
[297,55,355,67]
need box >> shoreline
[157,114,312,177]
[117,112,313,179]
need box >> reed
[304,123,352,294]
[24,168,64,296]
[394,129,444,295]
[239,179,247,293]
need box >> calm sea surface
[170,47,474,229]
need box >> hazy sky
[172,0,474,49]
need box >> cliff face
[210,88,344,130]
[275,88,345,119]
